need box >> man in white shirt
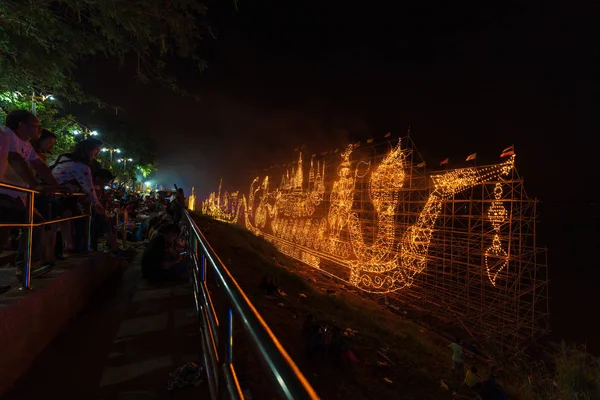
[0,110,59,204]
[0,110,60,289]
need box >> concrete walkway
[5,255,207,400]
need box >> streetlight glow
[102,146,120,163]
[73,128,98,138]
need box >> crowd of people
[0,109,191,295]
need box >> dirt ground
[194,215,466,400]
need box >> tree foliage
[0,0,211,101]
[88,111,157,172]
[0,92,78,157]
[0,93,157,182]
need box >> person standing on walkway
[448,341,465,379]
[142,223,187,283]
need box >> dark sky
[76,1,598,193]
[75,0,599,318]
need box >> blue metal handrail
[0,181,92,290]
[182,209,319,400]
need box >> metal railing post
[182,210,319,400]
[22,192,35,290]
[86,204,92,252]
[220,306,241,400]
[226,308,233,364]
[200,253,206,282]
[192,233,199,283]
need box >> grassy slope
[193,215,600,400]
[196,215,456,399]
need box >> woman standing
[51,138,104,253]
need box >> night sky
[73,1,599,344]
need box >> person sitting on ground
[149,214,172,241]
[329,326,345,368]
[480,374,508,400]
[260,274,279,295]
[141,223,188,283]
[146,215,161,239]
[330,327,359,368]
[448,341,465,378]
[464,365,483,392]
[306,323,332,362]
[302,314,315,338]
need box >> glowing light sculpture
[188,187,196,211]
[485,183,509,285]
[201,137,548,347]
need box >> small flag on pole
[384,132,391,138]
[466,152,477,161]
[320,151,328,156]
[440,158,449,166]
[334,148,339,153]
[500,145,515,158]
[367,138,374,144]
[417,161,427,168]
[353,142,361,148]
